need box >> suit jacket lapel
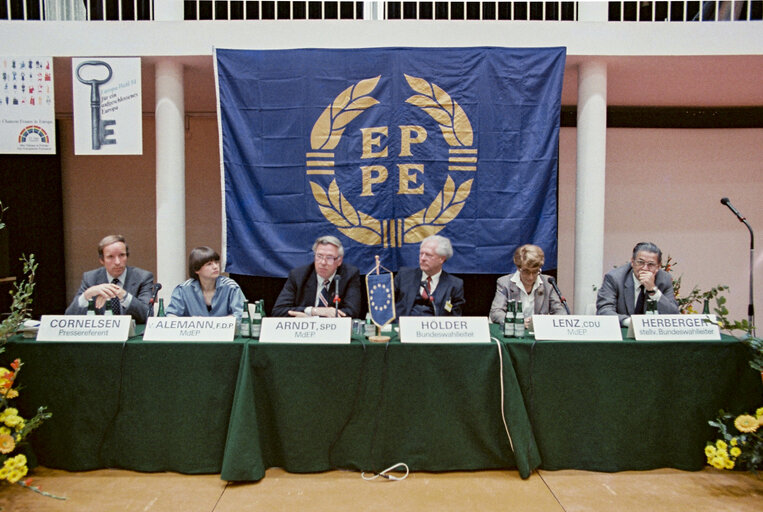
[624,268,635,315]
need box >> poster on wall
[0,56,56,155]
[72,57,142,155]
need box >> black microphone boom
[720,197,745,222]
[720,198,755,335]
[333,275,341,315]
[547,276,570,315]
[148,282,163,318]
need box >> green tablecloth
[220,335,540,480]
[2,326,760,479]
[1,336,243,473]
[504,331,763,471]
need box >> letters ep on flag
[216,47,566,277]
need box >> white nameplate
[259,317,352,344]
[399,316,491,343]
[36,315,132,342]
[142,316,236,341]
[533,315,623,341]
[629,314,721,340]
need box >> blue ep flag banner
[216,47,565,277]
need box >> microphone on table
[720,197,745,222]
[333,275,341,316]
[547,277,570,315]
[148,282,162,317]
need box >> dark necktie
[421,276,432,299]
[319,279,331,307]
[634,285,645,314]
[110,278,121,315]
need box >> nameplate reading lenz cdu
[532,315,623,341]
[259,317,352,344]
[36,315,131,342]
[142,317,236,342]
[629,314,721,341]
[398,316,491,343]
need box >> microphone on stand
[333,275,341,316]
[430,296,438,316]
[547,277,570,315]
[721,197,746,222]
[148,282,162,317]
[720,197,756,335]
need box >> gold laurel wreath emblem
[308,74,475,246]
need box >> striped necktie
[319,279,331,307]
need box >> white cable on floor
[492,336,515,453]
[361,462,410,481]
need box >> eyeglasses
[315,254,338,263]
[633,259,658,269]
[519,268,541,276]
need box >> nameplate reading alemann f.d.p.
[399,316,491,343]
[142,316,236,342]
[629,314,720,341]
[36,315,132,342]
[532,315,623,341]
[259,317,352,344]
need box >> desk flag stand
[365,256,396,343]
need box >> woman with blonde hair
[489,244,565,328]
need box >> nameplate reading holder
[259,317,352,344]
[399,316,490,343]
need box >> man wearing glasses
[596,242,679,326]
[272,235,361,318]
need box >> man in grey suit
[596,241,679,327]
[65,235,154,323]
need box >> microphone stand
[333,275,341,317]
[721,198,755,335]
[548,277,570,315]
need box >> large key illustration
[76,60,116,150]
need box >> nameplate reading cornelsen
[399,316,490,343]
[142,317,236,342]
[533,315,623,341]
[630,314,720,341]
[36,315,131,342]
[259,317,352,344]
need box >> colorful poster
[72,57,142,155]
[0,57,56,155]
[217,47,566,277]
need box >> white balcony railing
[2,1,760,22]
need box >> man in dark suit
[596,241,679,327]
[394,235,464,317]
[272,235,361,318]
[65,234,154,323]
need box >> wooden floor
[0,466,761,512]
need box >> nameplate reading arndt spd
[629,314,721,341]
[259,317,352,344]
[142,317,236,342]
[399,316,491,343]
[532,315,623,341]
[36,315,131,342]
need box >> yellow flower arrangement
[734,414,759,433]
[0,357,51,489]
[706,408,763,472]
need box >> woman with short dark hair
[166,246,246,318]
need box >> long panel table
[2,326,760,480]
[505,331,762,471]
